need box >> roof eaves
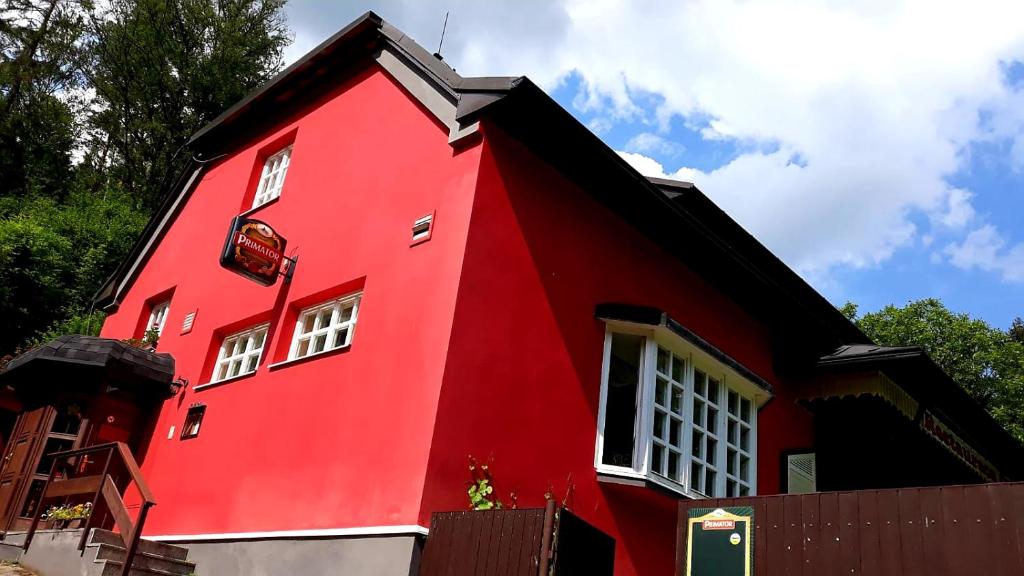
[188,11,384,148]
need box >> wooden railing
[22,442,155,576]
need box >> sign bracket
[280,255,298,283]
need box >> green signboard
[685,507,754,576]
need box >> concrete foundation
[179,534,423,576]
[6,529,92,576]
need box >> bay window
[596,324,764,498]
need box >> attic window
[181,405,206,440]
[411,213,434,245]
[252,146,292,209]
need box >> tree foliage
[0,0,290,357]
[845,299,1024,443]
[84,0,290,209]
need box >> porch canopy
[802,344,1024,489]
[0,335,176,400]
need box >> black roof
[816,343,1024,478]
[0,335,175,393]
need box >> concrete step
[96,559,195,576]
[91,543,196,575]
[87,529,190,561]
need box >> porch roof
[0,335,175,394]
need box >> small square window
[289,293,362,360]
[252,146,292,209]
[181,405,206,440]
[212,324,269,382]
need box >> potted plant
[42,502,92,529]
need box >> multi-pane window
[252,146,292,209]
[148,301,171,336]
[213,324,269,382]
[725,390,754,496]
[597,328,760,498]
[289,293,361,360]
[689,369,721,495]
[651,346,686,482]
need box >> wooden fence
[419,502,615,576]
[676,482,1024,576]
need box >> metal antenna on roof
[433,11,449,60]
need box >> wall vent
[786,452,817,494]
[411,213,434,244]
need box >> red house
[0,12,1020,576]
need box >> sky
[282,1,1024,329]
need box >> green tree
[0,0,87,199]
[845,299,1024,442]
[1011,318,1024,345]
[0,188,147,354]
[84,0,291,209]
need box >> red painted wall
[100,65,483,536]
[418,124,815,575]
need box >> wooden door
[0,407,55,534]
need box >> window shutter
[786,453,816,494]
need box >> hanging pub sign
[684,507,754,576]
[219,216,292,286]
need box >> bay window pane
[652,444,665,474]
[708,378,720,404]
[601,333,643,468]
[671,385,683,413]
[657,347,669,374]
[653,410,667,440]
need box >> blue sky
[284,2,1024,329]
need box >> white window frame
[148,300,171,336]
[251,146,292,209]
[211,324,269,383]
[288,293,361,361]
[595,323,763,499]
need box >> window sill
[267,344,351,371]
[194,371,258,391]
[238,196,280,218]
[595,468,697,500]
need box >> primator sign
[685,507,753,576]
[220,217,288,286]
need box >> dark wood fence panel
[420,508,548,576]
[420,504,616,576]
[678,482,1024,576]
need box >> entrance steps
[8,529,196,576]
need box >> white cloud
[944,225,1024,282]
[624,132,684,157]
[617,152,696,182]
[284,1,1024,281]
